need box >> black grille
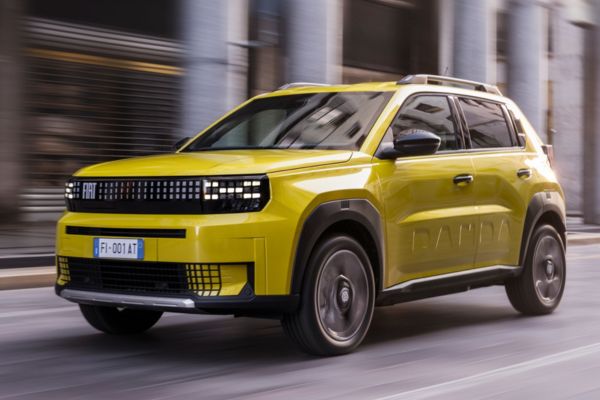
[69,179,203,201]
[66,257,188,294]
[66,178,204,214]
[66,226,186,238]
[64,175,269,214]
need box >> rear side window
[383,95,461,151]
[459,98,514,149]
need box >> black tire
[505,224,566,315]
[79,304,163,334]
[282,234,375,356]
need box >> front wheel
[505,224,566,315]
[282,234,375,356]
[79,304,163,334]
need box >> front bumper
[56,209,300,296]
[55,254,299,316]
[56,286,299,316]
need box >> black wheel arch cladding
[520,191,566,266]
[290,199,384,295]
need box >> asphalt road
[1,245,600,400]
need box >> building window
[496,10,508,60]
[343,0,413,74]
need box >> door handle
[517,168,532,179]
[453,174,474,186]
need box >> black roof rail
[278,82,331,90]
[397,74,502,96]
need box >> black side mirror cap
[173,137,191,151]
[379,129,441,159]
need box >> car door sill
[376,265,521,306]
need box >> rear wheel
[505,224,566,315]
[79,304,163,334]
[282,234,375,356]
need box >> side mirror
[379,129,441,159]
[173,137,191,151]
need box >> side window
[382,95,461,151]
[459,98,514,149]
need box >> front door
[374,94,478,288]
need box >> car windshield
[182,91,392,152]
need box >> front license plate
[93,238,144,260]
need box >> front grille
[64,175,269,214]
[66,257,188,294]
[60,257,250,297]
[69,179,203,202]
[57,257,70,285]
[186,264,222,296]
[66,226,186,238]
[66,178,204,214]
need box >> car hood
[74,149,354,177]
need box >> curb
[567,234,600,247]
[0,267,55,291]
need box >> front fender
[289,199,384,295]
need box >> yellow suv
[56,75,566,356]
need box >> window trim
[449,95,471,149]
[507,108,527,148]
[374,92,466,158]
[499,104,519,147]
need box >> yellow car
[56,75,566,356]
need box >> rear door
[455,96,531,268]
[375,94,478,288]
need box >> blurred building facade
[0,0,598,223]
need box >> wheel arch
[520,191,567,266]
[290,199,385,295]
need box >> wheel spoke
[535,279,546,298]
[538,237,552,259]
[325,304,339,329]
[546,277,561,300]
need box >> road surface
[1,244,600,400]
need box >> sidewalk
[0,217,598,290]
[566,216,600,245]
[0,223,55,268]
